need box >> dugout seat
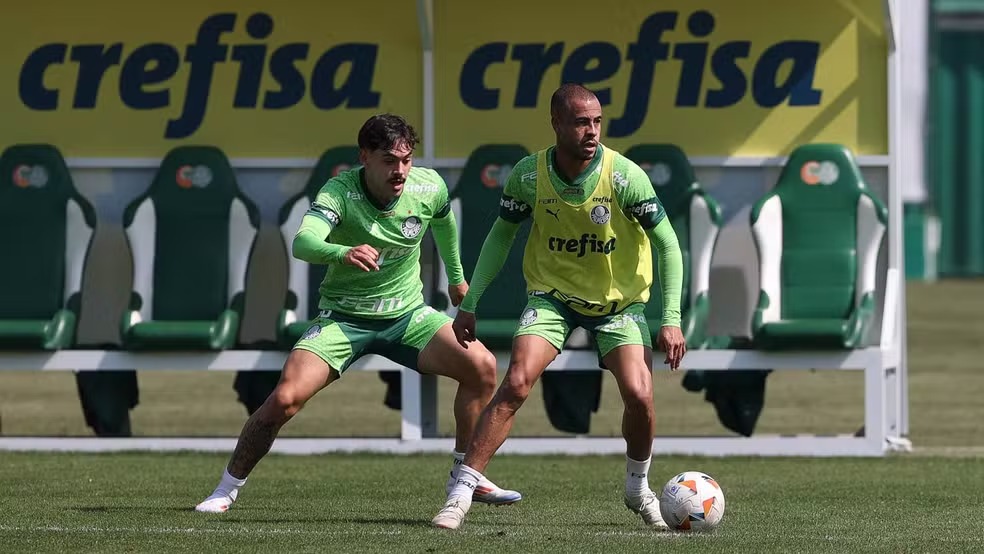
[750,144,887,349]
[624,144,722,349]
[0,144,96,350]
[120,146,260,350]
[276,146,360,348]
[452,144,532,350]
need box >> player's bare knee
[268,386,305,421]
[622,388,653,417]
[498,371,532,410]
[472,350,498,394]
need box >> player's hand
[452,310,477,347]
[657,325,686,371]
[342,244,380,272]
[448,282,468,307]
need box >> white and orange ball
[658,471,726,532]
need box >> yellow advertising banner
[1,1,887,159]
[435,0,887,158]
[0,1,421,157]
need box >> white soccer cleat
[194,490,237,513]
[431,495,472,530]
[445,472,522,505]
[474,481,523,505]
[624,490,669,529]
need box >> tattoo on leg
[227,414,281,478]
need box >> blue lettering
[310,43,380,109]
[17,11,383,139]
[71,44,122,109]
[752,41,822,107]
[512,43,563,108]
[19,44,67,110]
[119,44,179,109]
[672,11,714,107]
[456,9,824,137]
[231,13,274,108]
[561,42,620,105]
[609,11,676,137]
[264,44,309,109]
[460,42,507,110]
[706,42,750,108]
[165,13,236,139]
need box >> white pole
[423,51,435,163]
[417,0,435,164]
[886,0,909,437]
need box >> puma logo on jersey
[547,234,616,257]
[545,208,560,220]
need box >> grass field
[1,280,983,551]
[1,453,983,552]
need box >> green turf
[1,280,983,551]
[0,452,981,553]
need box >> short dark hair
[357,114,419,152]
[550,83,598,117]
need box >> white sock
[625,455,652,497]
[450,450,465,479]
[216,468,247,499]
[449,464,482,499]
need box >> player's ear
[358,148,370,167]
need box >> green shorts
[515,294,652,363]
[292,304,451,374]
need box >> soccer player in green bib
[196,114,519,513]
[432,85,687,530]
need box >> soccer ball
[658,471,726,532]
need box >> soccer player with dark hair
[196,114,520,513]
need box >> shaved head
[550,83,599,117]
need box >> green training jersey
[306,166,451,318]
[497,144,667,230]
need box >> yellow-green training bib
[522,146,653,316]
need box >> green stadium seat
[276,146,360,348]
[453,144,532,350]
[120,146,260,350]
[750,144,887,349]
[624,144,721,349]
[0,144,96,350]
